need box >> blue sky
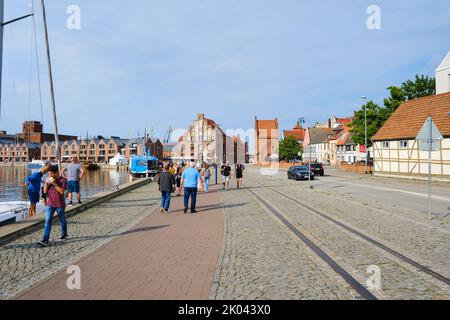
[1,0,449,141]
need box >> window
[382,141,389,148]
[399,141,408,149]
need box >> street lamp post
[362,96,368,174]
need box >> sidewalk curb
[208,189,228,300]
[0,178,152,247]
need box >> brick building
[19,121,77,144]
[172,114,246,165]
[255,117,279,163]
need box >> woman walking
[157,164,176,213]
[201,164,212,193]
[173,163,182,196]
[235,164,244,189]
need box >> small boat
[27,160,45,169]
[0,201,45,226]
[87,162,100,170]
[130,156,160,177]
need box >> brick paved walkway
[15,188,224,300]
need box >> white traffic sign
[416,117,443,152]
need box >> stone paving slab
[246,174,450,300]
[210,186,359,300]
[0,178,152,246]
[0,183,160,300]
[14,188,224,300]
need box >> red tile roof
[373,92,450,141]
[335,117,354,125]
[283,122,305,141]
[256,119,279,130]
[256,119,279,139]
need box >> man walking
[220,162,227,189]
[181,162,201,214]
[25,162,51,217]
[63,157,84,206]
[37,166,68,247]
[223,162,232,190]
[158,164,175,213]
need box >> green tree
[350,101,385,147]
[401,74,435,100]
[351,74,435,147]
[279,136,302,161]
[383,86,406,115]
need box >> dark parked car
[287,166,315,181]
[309,163,324,176]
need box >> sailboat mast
[40,0,60,165]
[0,0,4,122]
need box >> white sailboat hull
[0,201,46,226]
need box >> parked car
[287,166,315,181]
[309,163,324,176]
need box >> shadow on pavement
[1,225,170,250]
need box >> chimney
[436,50,450,94]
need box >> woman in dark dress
[174,164,183,196]
[235,164,244,189]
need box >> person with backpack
[220,162,227,189]
[223,162,232,190]
[201,164,212,193]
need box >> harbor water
[0,165,131,203]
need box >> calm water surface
[0,166,132,203]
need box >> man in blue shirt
[181,162,201,214]
[25,162,51,217]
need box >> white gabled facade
[436,50,450,95]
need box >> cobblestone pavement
[0,183,160,300]
[210,185,360,300]
[247,167,450,280]
[2,166,449,300]
[14,187,223,300]
[241,168,450,299]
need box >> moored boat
[0,201,45,226]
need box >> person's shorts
[223,175,230,182]
[67,181,80,193]
[28,191,40,204]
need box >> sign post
[416,117,443,220]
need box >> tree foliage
[350,101,386,147]
[401,74,436,100]
[351,75,435,147]
[279,136,302,161]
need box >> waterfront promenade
[1,167,450,300]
